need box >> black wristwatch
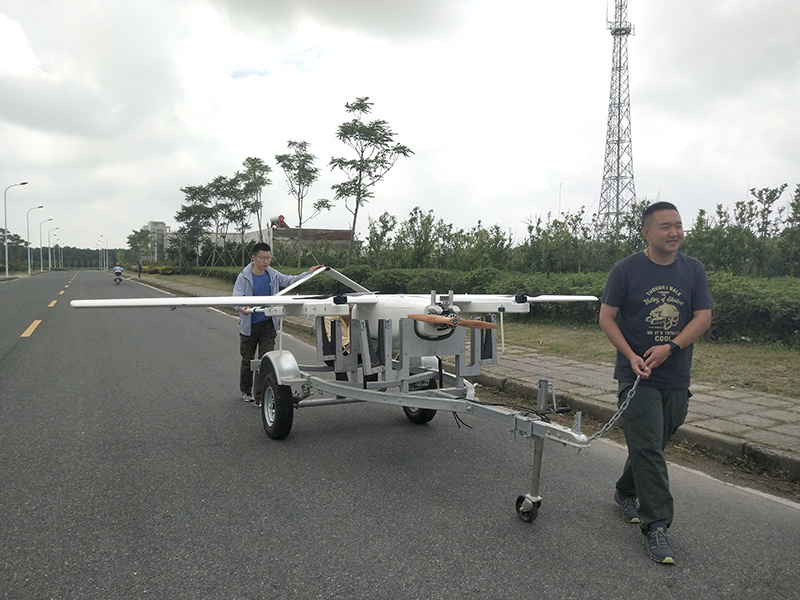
[667,341,681,355]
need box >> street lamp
[47,226,59,271]
[50,234,59,271]
[4,181,29,277]
[39,218,53,272]
[99,234,108,271]
[26,205,44,274]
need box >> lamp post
[4,181,29,277]
[99,234,109,271]
[26,205,44,274]
[50,234,58,270]
[39,218,52,272]
[47,226,59,271]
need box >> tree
[750,184,788,238]
[225,173,257,267]
[127,228,154,262]
[206,176,236,267]
[176,184,213,267]
[777,184,800,276]
[393,207,440,269]
[330,97,413,266]
[0,228,26,272]
[239,157,272,242]
[365,211,397,269]
[275,141,332,267]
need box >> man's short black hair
[642,201,679,226]
[251,242,271,256]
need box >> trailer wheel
[402,406,437,424]
[515,495,540,522]
[261,362,294,440]
[403,378,437,424]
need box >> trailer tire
[261,362,294,440]
[402,378,437,424]
[402,406,437,424]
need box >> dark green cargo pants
[614,382,689,530]
[239,319,277,399]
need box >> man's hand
[629,355,652,379]
[642,343,673,372]
[241,306,252,315]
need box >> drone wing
[70,295,351,317]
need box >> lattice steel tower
[599,0,636,228]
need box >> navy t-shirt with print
[602,251,713,389]
[251,270,271,325]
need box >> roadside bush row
[144,265,799,348]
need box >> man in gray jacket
[233,242,322,405]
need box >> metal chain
[588,375,641,442]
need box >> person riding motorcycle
[112,263,123,284]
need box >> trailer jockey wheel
[515,495,541,522]
[261,361,294,440]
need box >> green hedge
[189,265,799,347]
[705,273,799,347]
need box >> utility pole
[598,0,636,228]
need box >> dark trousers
[239,319,277,398]
[615,383,689,530]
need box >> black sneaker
[242,392,254,403]
[644,524,676,564]
[614,490,641,524]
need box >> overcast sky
[1,0,798,251]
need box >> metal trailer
[254,310,590,523]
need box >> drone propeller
[407,313,498,330]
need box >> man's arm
[232,273,249,313]
[599,303,652,378]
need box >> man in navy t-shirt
[599,202,712,565]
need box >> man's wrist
[667,341,681,355]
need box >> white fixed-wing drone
[72,267,598,522]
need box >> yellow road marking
[21,320,42,338]
[49,300,57,307]
[59,290,65,295]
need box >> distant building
[142,221,170,261]
[231,216,352,250]
[187,217,352,257]
[246,226,352,251]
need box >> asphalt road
[2,271,799,600]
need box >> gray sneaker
[242,392,254,403]
[644,525,676,564]
[614,490,641,524]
